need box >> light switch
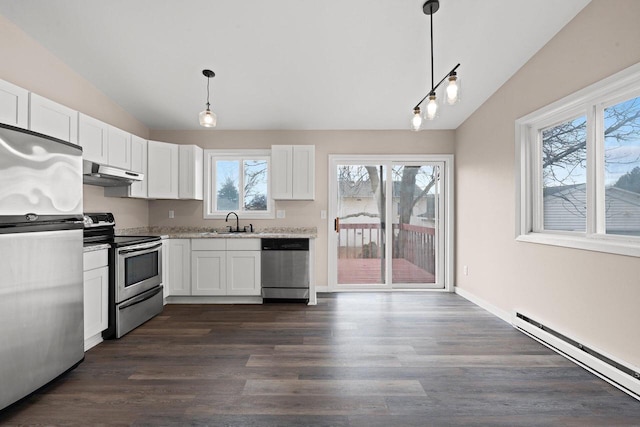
[168,210,175,219]
[321,210,327,219]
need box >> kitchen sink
[198,231,255,236]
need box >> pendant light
[199,69,217,128]
[411,0,461,131]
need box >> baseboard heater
[513,312,640,401]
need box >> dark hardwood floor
[2,293,639,426]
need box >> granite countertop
[83,243,110,253]
[116,226,317,239]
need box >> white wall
[0,15,150,229]
[455,0,640,366]
[148,129,455,288]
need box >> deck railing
[338,222,435,274]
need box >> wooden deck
[338,258,435,284]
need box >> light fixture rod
[430,11,434,95]
[203,69,215,109]
[413,63,460,110]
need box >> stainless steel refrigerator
[0,123,84,410]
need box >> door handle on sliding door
[334,217,340,233]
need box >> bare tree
[543,97,640,186]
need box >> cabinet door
[271,145,293,199]
[107,125,131,170]
[179,145,203,200]
[292,145,315,200]
[168,239,191,296]
[147,140,179,199]
[129,135,148,198]
[226,250,261,296]
[83,266,109,339]
[0,79,28,128]
[28,93,78,144]
[78,113,108,164]
[191,251,226,295]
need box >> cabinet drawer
[84,249,108,271]
[191,238,226,251]
[226,238,260,251]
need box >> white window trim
[515,62,640,258]
[203,149,275,219]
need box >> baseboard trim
[453,286,512,324]
[455,286,640,402]
[166,296,263,304]
[514,313,640,401]
[84,333,103,352]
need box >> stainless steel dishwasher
[261,238,309,302]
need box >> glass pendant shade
[425,94,438,120]
[444,73,461,105]
[199,69,217,128]
[199,108,217,127]
[411,107,423,131]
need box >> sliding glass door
[335,164,386,285]
[390,164,440,286]
[329,156,452,291]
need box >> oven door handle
[118,242,163,255]
[118,286,163,310]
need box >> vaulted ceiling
[0,0,591,130]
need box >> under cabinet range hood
[82,160,143,187]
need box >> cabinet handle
[334,217,340,233]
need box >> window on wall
[516,62,640,257]
[204,150,273,219]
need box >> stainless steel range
[83,213,163,339]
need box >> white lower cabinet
[226,250,261,296]
[168,239,191,296]
[190,238,261,296]
[192,250,226,295]
[83,249,108,351]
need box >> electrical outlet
[463,265,469,276]
[321,210,327,219]
[276,210,285,219]
[168,210,175,219]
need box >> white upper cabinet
[271,145,315,200]
[107,134,148,198]
[28,93,78,144]
[129,135,148,198]
[78,114,133,170]
[0,79,28,128]
[147,140,179,199]
[178,145,203,200]
[271,145,293,199]
[292,145,315,199]
[106,125,131,170]
[78,113,108,164]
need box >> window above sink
[203,150,274,219]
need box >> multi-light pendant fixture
[411,0,461,131]
[199,69,217,128]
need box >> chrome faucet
[225,211,240,232]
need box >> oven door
[115,241,162,303]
